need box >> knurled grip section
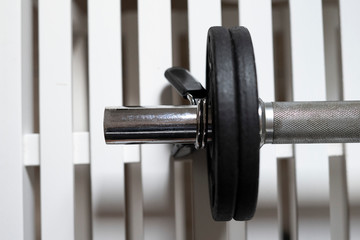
[273,101,360,144]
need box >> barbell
[103,26,360,221]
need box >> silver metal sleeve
[104,106,198,144]
[272,101,360,144]
[259,99,274,146]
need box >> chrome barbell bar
[104,99,360,147]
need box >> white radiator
[1,0,360,239]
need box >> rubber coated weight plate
[229,27,260,221]
[206,27,240,221]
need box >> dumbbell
[103,26,360,221]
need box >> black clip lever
[165,67,207,101]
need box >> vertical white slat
[272,4,298,239]
[339,0,360,238]
[277,156,298,240]
[339,3,360,100]
[238,1,278,239]
[138,1,175,239]
[74,164,92,240]
[322,3,349,239]
[174,160,192,240]
[72,5,92,237]
[0,1,24,239]
[187,1,229,239]
[22,0,37,135]
[88,0,126,239]
[165,6,191,234]
[121,10,143,239]
[38,0,74,239]
[125,163,143,240]
[22,1,41,239]
[23,167,41,240]
[272,1,295,158]
[328,156,348,240]
[72,11,89,133]
[228,218,246,239]
[289,0,330,238]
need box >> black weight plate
[206,27,240,221]
[229,26,260,221]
